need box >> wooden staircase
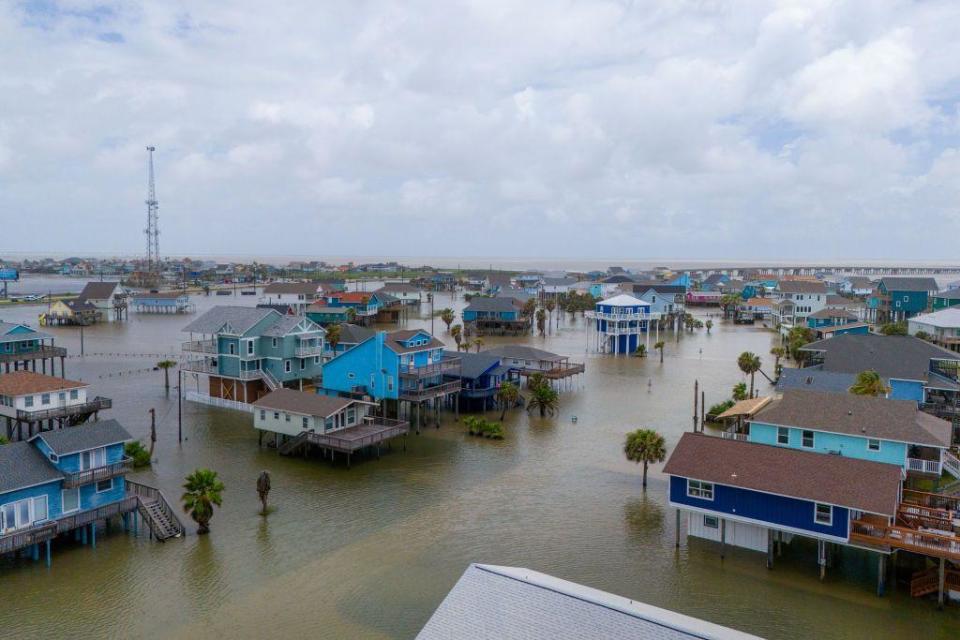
[911,565,960,598]
[278,431,311,456]
[126,480,184,541]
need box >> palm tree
[536,308,547,336]
[460,338,473,353]
[496,381,520,420]
[545,298,556,331]
[770,346,785,377]
[720,293,741,318]
[325,324,341,352]
[256,470,271,515]
[525,373,558,417]
[737,351,762,397]
[705,319,713,334]
[181,468,225,535]
[849,370,890,396]
[473,337,485,353]
[439,308,455,331]
[450,324,462,350]
[623,428,667,490]
[654,341,665,363]
[786,326,816,364]
[156,359,177,391]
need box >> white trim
[670,502,849,545]
[814,503,833,526]
[95,478,114,494]
[749,418,943,449]
[61,487,80,513]
[686,479,714,501]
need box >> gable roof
[0,442,64,494]
[494,288,535,303]
[464,297,521,313]
[78,281,121,300]
[444,351,498,379]
[599,293,649,307]
[384,330,445,354]
[752,389,950,447]
[33,419,132,455]
[776,368,863,395]
[910,307,960,329]
[261,315,323,337]
[0,371,87,396]
[0,321,50,343]
[182,306,279,335]
[601,274,635,284]
[807,308,858,320]
[483,344,565,363]
[800,333,960,380]
[933,288,960,301]
[377,282,422,294]
[252,389,367,417]
[879,276,938,292]
[630,282,687,294]
[336,323,375,344]
[663,433,902,516]
[417,563,761,640]
[63,299,98,313]
[776,280,827,294]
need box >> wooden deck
[518,362,586,380]
[850,519,960,561]
[279,417,409,463]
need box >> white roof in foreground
[417,564,762,640]
[909,307,960,329]
[599,293,650,307]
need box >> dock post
[766,530,774,569]
[91,523,96,549]
[720,519,726,560]
[81,526,87,546]
[675,509,681,548]
[818,540,826,580]
[32,543,39,562]
[938,557,946,609]
[45,540,51,568]
[877,554,886,597]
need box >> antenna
[145,146,160,275]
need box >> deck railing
[943,451,960,479]
[907,457,942,475]
[301,418,409,451]
[63,458,132,488]
[181,359,218,375]
[54,496,140,535]
[184,391,254,413]
[902,489,960,512]
[0,521,58,555]
[126,479,184,539]
[850,519,960,560]
[17,396,112,422]
[399,356,462,379]
[720,431,749,442]
[181,339,217,354]
[0,345,67,363]
[295,343,323,357]
[399,380,461,401]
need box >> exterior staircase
[277,431,311,456]
[911,564,960,598]
[262,368,281,392]
[126,480,184,541]
[942,451,960,481]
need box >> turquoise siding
[463,308,520,321]
[749,422,907,467]
[889,379,924,402]
[1,481,63,527]
[322,334,397,400]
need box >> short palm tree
[732,382,748,401]
[156,359,177,391]
[473,337,485,353]
[849,370,890,397]
[536,308,547,336]
[439,308,455,331]
[325,324,341,352]
[525,373,558,417]
[654,341,665,363]
[460,338,473,353]
[705,319,713,334]
[450,324,462,350]
[737,351,762,398]
[181,469,225,535]
[496,381,520,420]
[770,347,785,373]
[623,428,667,490]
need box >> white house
[771,280,827,327]
[260,282,327,314]
[0,372,97,433]
[78,281,124,319]
[909,308,960,353]
[376,282,423,305]
[251,388,377,437]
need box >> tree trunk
[750,373,755,398]
[659,349,664,364]
[164,368,170,391]
[500,402,507,421]
[642,461,648,490]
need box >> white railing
[295,344,323,357]
[907,458,942,475]
[185,391,254,413]
[720,431,749,441]
[181,359,217,375]
[943,451,960,479]
[261,368,281,391]
[586,311,662,323]
[237,368,264,381]
[181,339,217,354]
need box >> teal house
[744,390,956,478]
[182,306,325,405]
[877,277,938,322]
[0,321,66,376]
[932,289,960,311]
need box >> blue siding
[889,379,924,402]
[321,334,397,400]
[749,422,908,467]
[669,476,849,540]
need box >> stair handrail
[126,479,184,538]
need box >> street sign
[0,268,19,282]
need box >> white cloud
[1,0,960,260]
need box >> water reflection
[623,493,665,537]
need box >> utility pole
[144,146,160,279]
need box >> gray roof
[464,297,521,313]
[444,351,499,379]
[0,321,50,344]
[542,276,577,286]
[807,308,857,320]
[252,389,363,417]
[880,276,938,292]
[337,323,375,344]
[776,368,862,395]
[934,288,960,300]
[417,564,761,640]
[33,419,133,456]
[261,315,323,337]
[495,288,535,303]
[377,282,422,294]
[776,280,827,294]
[78,281,121,300]
[484,344,565,363]
[0,442,63,494]
[752,389,951,447]
[262,282,323,295]
[183,306,279,335]
[800,333,960,381]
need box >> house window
[25,396,34,408]
[247,341,254,355]
[387,375,394,391]
[777,427,789,445]
[62,488,79,513]
[815,503,833,526]
[300,358,306,370]
[687,479,714,500]
[801,430,814,448]
[284,360,291,373]
[96,478,114,493]
[273,412,279,420]
[48,453,59,463]
[229,343,236,355]
[272,338,278,348]
[33,495,47,522]
[70,389,78,400]
[260,409,266,420]
[703,515,719,529]
[284,413,290,422]
[41,393,50,405]
[867,439,880,451]
[80,447,106,470]
[314,356,320,364]
[302,417,309,429]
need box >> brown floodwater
[1,286,958,639]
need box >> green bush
[125,441,152,468]
[707,400,735,417]
[464,416,505,440]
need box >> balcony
[295,343,323,357]
[182,359,218,375]
[17,396,112,422]
[62,458,132,489]
[0,345,68,364]
[399,355,462,379]
[906,457,942,475]
[720,431,749,442]
[399,379,461,402]
[0,521,58,555]
[182,339,217,354]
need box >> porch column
[720,519,726,560]
[675,509,681,548]
[877,554,886,597]
[766,530,774,569]
[939,557,946,609]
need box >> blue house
[130,291,194,314]
[448,351,511,412]
[2,420,180,567]
[877,277,938,322]
[182,306,325,405]
[462,297,528,335]
[0,321,67,376]
[665,432,902,560]
[744,389,956,479]
[589,294,654,354]
[700,273,729,291]
[321,329,461,417]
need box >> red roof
[335,292,372,303]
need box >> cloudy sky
[2,1,960,263]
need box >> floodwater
[1,284,958,640]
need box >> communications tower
[144,146,160,274]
